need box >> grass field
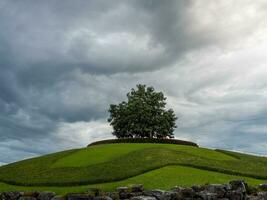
[0,143,267,194]
[0,165,265,194]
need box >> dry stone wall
[1,180,267,200]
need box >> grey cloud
[1,0,267,164]
[0,0,219,77]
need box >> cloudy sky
[1,0,267,165]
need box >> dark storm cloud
[0,0,209,77]
[1,0,267,164]
[0,0,205,124]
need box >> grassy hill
[0,142,267,194]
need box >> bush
[87,138,198,147]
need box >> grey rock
[191,185,205,193]
[118,192,132,199]
[170,187,183,193]
[197,191,217,200]
[1,192,21,200]
[103,192,119,200]
[143,190,165,200]
[50,195,65,200]
[131,196,156,200]
[131,185,144,193]
[223,184,232,191]
[246,195,264,200]
[116,187,130,199]
[163,191,183,200]
[229,180,247,193]
[259,185,267,192]
[143,190,182,200]
[129,193,143,198]
[206,184,227,198]
[88,189,101,197]
[93,196,112,200]
[180,188,195,198]
[226,190,243,200]
[37,192,56,200]
[20,192,39,198]
[117,187,128,194]
[19,197,37,200]
[257,192,267,200]
[66,193,93,200]
[246,186,258,195]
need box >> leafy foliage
[108,84,177,138]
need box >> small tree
[108,84,177,138]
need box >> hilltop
[0,140,267,194]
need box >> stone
[180,188,196,199]
[171,186,183,192]
[130,196,156,200]
[116,187,130,199]
[129,193,143,198]
[104,192,119,200]
[143,190,165,200]
[93,196,112,200]
[37,192,56,200]
[170,186,184,197]
[88,189,101,197]
[247,186,259,195]
[191,185,205,193]
[246,194,264,200]
[131,185,144,193]
[1,191,21,200]
[197,191,217,200]
[50,196,65,200]
[66,193,93,200]
[257,192,267,200]
[121,192,133,199]
[259,185,267,192]
[206,184,227,198]
[117,187,128,194]
[19,197,37,200]
[229,180,247,193]
[226,190,243,200]
[163,191,183,200]
[21,192,39,198]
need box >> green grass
[0,143,267,194]
[52,144,159,168]
[0,165,265,194]
[52,144,234,168]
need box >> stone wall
[1,180,267,200]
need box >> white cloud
[2,0,267,164]
[55,120,113,148]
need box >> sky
[1,0,267,165]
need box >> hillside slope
[0,143,267,193]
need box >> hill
[0,142,267,194]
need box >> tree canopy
[108,84,177,138]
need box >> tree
[108,84,177,139]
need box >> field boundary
[87,138,198,147]
[2,162,267,187]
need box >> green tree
[108,84,177,138]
